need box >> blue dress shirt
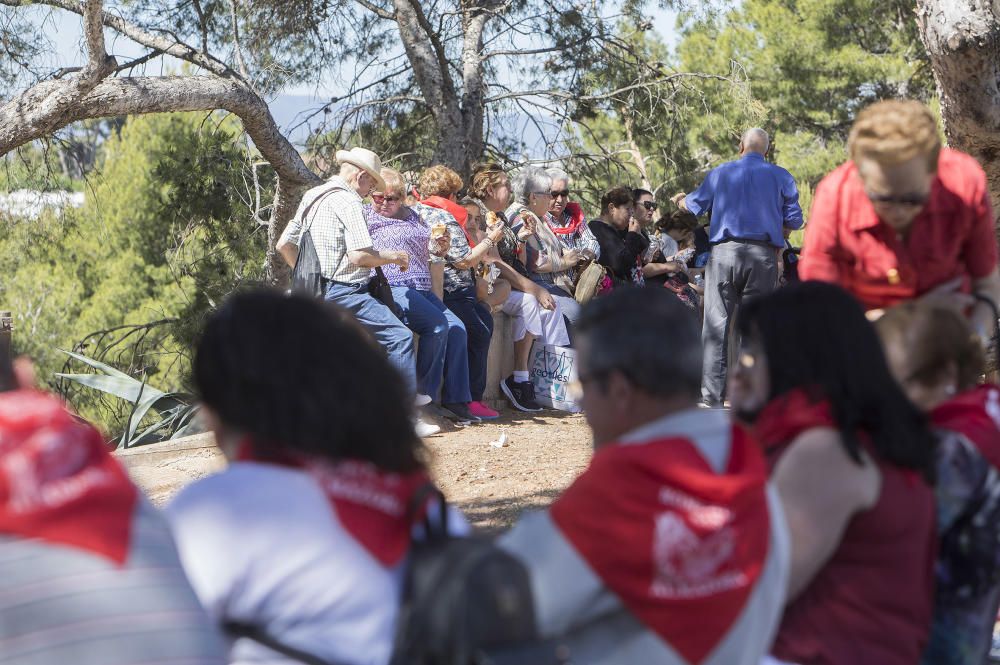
[684,153,804,248]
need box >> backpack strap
[299,182,349,234]
[408,481,448,542]
[223,621,344,665]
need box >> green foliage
[0,112,268,436]
[569,0,934,223]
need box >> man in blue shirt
[672,128,804,406]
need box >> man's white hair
[741,128,770,154]
[339,162,362,180]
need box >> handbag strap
[223,621,344,665]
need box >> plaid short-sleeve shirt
[281,176,373,284]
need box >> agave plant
[56,349,202,449]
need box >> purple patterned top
[364,204,432,290]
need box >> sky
[31,3,682,150]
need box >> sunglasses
[550,190,570,198]
[640,201,658,211]
[372,193,401,204]
[866,190,928,207]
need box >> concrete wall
[483,312,515,408]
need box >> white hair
[511,166,553,204]
[741,128,770,154]
[545,167,571,185]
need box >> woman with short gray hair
[507,166,596,324]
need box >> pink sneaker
[469,401,500,419]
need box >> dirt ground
[424,409,593,532]
[118,408,595,533]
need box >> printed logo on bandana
[2,427,115,514]
[651,486,748,599]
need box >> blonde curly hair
[848,100,942,171]
[418,165,463,198]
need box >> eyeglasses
[640,201,658,211]
[372,193,401,204]
[865,190,928,207]
[550,190,570,198]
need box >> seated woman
[467,162,570,413]
[728,281,938,665]
[167,290,467,665]
[876,302,1000,665]
[506,166,592,324]
[366,167,478,424]
[643,210,701,308]
[460,196,512,311]
[588,186,648,289]
[412,165,505,421]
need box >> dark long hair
[738,281,936,480]
[194,289,425,472]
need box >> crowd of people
[3,97,1000,665]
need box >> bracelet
[481,237,495,249]
[428,256,446,264]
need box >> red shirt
[799,148,998,309]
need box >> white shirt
[166,462,467,665]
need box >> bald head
[740,128,770,155]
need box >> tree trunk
[917,0,1000,220]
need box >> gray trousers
[702,241,779,404]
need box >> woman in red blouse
[799,99,1000,344]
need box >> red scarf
[421,195,474,247]
[0,390,138,565]
[752,389,835,467]
[550,425,771,664]
[932,384,1000,470]
[549,202,585,236]
[238,445,430,567]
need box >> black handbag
[369,266,404,318]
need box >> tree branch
[352,0,396,20]
[0,0,239,79]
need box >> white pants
[501,290,570,347]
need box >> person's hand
[486,224,504,244]
[517,215,537,240]
[393,251,410,272]
[429,235,450,257]
[562,248,583,267]
[670,192,686,206]
[533,287,556,310]
[628,218,642,234]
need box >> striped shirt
[0,500,226,665]
[281,176,373,284]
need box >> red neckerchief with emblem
[932,384,1000,470]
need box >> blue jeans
[325,282,417,396]
[391,286,471,404]
[444,287,494,402]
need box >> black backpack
[390,488,570,665]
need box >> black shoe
[441,402,481,423]
[501,376,542,412]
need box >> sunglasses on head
[640,201,658,211]
[865,190,928,207]
[372,193,401,204]
[550,189,570,198]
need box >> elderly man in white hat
[277,148,437,433]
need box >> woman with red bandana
[728,281,938,665]
[877,301,1000,665]
[166,291,467,665]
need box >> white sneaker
[415,394,433,407]
[415,417,440,438]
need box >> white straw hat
[335,147,386,191]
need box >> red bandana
[238,445,430,567]
[751,389,835,468]
[0,390,138,565]
[932,384,1000,470]
[421,195,474,247]
[549,202,585,236]
[550,425,771,664]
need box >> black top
[589,219,649,288]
